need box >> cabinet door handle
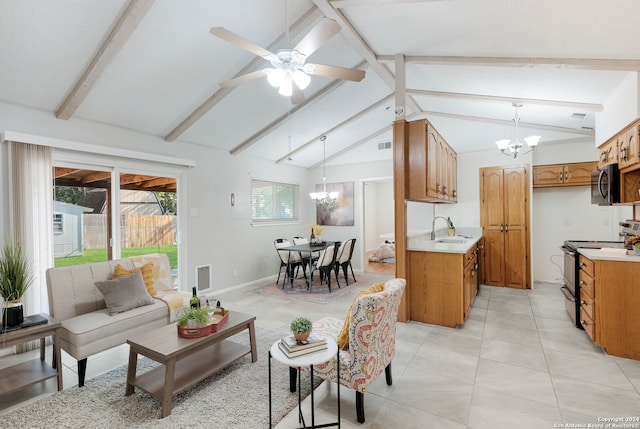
[500,224,503,232]
[505,224,509,232]
[580,280,586,285]
[580,320,588,326]
[565,172,568,180]
[559,172,563,181]
[579,262,587,268]
[580,300,587,305]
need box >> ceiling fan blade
[210,27,274,58]
[291,81,305,105]
[293,18,341,57]
[219,70,266,88]
[308,64,365,82]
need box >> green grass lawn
[54,245,178,269]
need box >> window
[53,213,63,234]
[251,179,299,223]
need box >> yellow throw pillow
[112,262,156,297]
[336,282,385,350]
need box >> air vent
[378,142,392,150]
[581,126,594,131]
[571,113,588,120]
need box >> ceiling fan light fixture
[278,79,292,96]
[266,68,284,88]
[293,70,311,90]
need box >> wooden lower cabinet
[579,254,640,360]
[408,246,478,328]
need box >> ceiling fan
[210,18,365,104]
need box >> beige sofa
[46,253,189,386]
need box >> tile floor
[2,276,640,429]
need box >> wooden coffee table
[125,310,257,417]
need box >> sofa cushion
[112,262,156,296]
[95,271,155,315]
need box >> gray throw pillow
[95,270,155,315]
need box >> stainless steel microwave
[591,164,620,205]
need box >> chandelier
[309,136,339,209]
[496,103,541,158]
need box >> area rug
[0,328,318,428]
[252,275,375,304]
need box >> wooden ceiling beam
[54,167,83,178]
[81,172,112,184]
[164,7,323,142]
[308,124,391,169]
[55,0,155,120]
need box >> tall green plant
[0,241,33,302]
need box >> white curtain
[8,142,53,350]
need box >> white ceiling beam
[312,0,422,115]
[377,55,640,71]
[331,0,450,7]
[412,110,594,135]
[309,125,391,169]
[276,93,394,163]
[56,0,155,120]
[407,89,604,112]
[164,7,323,142]
[229,61,367,156]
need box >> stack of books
[278,333,328,358]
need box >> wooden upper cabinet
[406,119,457,203]
[532,162,596,188]
[598,137,618,169]
[619,121,640,171]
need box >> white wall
[595,72,640,146]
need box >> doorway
[362,177,395,275]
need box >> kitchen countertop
[578,248,640,262]
[407,227,483,254]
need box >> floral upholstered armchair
[304,278,405,423]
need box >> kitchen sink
[435,238,467,244]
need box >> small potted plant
[177,308,211,338]
[290,316,313,343]
[0,241,33,327]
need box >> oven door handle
[560,285,575,302]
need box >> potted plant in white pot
[0,241,33,327]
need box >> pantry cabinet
[480,165,530,289]
[407,119,457,203]
[532,162,596,187]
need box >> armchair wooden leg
[385,363,392,385]
[289,367,297,392]
[356,391,365,423]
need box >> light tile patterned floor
[2,277,640,428]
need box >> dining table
[280,241,337,291]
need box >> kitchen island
[406,228,482,327]
[576,248,640,360]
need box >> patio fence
[83,214,176,249]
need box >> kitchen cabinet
[619,121,640,171]
[480,165,530,289]
[597,136,618,169]
[532,161,596,188]
[407,244,478,327]
[578,254,640,360]
[407,119,457,203]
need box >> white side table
[269,337,340,429]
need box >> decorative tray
[177,309,229,338]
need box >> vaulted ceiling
[2,0,640,169]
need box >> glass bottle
[190,287,200,309]
[310,227,315,244]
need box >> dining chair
[311,243,340,292]
[292,236,320,267]
[335,238,357,285]
[274,239,304,287]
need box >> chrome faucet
[430,216,449,240]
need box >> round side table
[269,337,340,429]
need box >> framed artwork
[315,181,354,226]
